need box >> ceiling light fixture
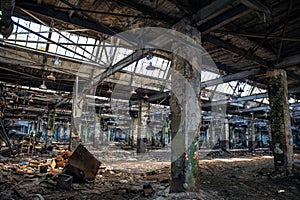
[47,72,56,81]
[53,58,61,67]
[146,61,156,70]
[238,87,244,93]
[39,80,47,90]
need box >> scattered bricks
[54,151,71,169]
[61,150,72,160]
[29,161,40,168]
[55,155,63,163]
[143,184,155,197]
[50,159,56,169]
[56,173,73,190]
[56,161,66,168]
[63,144,101,182]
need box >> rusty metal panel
[63,144,101,182]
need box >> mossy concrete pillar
[170,19,201,192]
[267,69,293,176]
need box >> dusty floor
[0,143,299,200]
[198,153,300,200]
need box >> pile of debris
[0,144,102,199]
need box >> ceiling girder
[275,54,300,68]
[111,0,176,23]
[203,34,273,68]
[240,0,271,15]
[15,0,120,36]
[147,91,170,102]
[202,68,265,88]
[212,30,300,43]
[198,4,251,35]
[97,49,149,83]
[192,0,236,26]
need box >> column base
[248,141,256,151]
[219,140,229,150]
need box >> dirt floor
[198,152,300,200]
[0,143,299,200]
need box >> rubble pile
[0,144,217,200]
[2,143,296,199]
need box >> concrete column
[137,101,146,153]
[205,126,210,148]
[47,106,55,147]
[170,20,201,192]
[220,118,229,150]
[93,122,100,148]
[71,76,82,150]
[267,69,293,176]
[248,113,256,151]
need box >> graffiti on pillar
[274,143,283,154]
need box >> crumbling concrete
[267,69,294,176]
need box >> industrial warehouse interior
[0,0,300,199]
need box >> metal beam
[15,0,120,36]
[202,92,268,107]
[203,85,300,108]
[203,34,273,68]
[275,54,300,68]
[192,0,236,26]
[147,91,170,102]
[14,21,98,65]
[211,30,300,42]
[98,49,149,82]
[289,86,300,94]
[229,106,270,114]
[111,0,176,23]
[291,102,300,107]
[198,4,251,35]
[231,93,268,103]
[240,0,271,15]
[202,68,265,88]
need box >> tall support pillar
[248,113,256,151]
[220,118,229,150]
[210,120,216,148]
[267,69,293,176]
[47,105,55,148]
[137,100,146,153]
[170,20,201,192]
[71,75,81,150]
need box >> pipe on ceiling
[0,0,15,38]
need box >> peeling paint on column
[170,19,201,192]
[267,69,293,176]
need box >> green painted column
[170,19,201,192]
[267,69,293,176]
